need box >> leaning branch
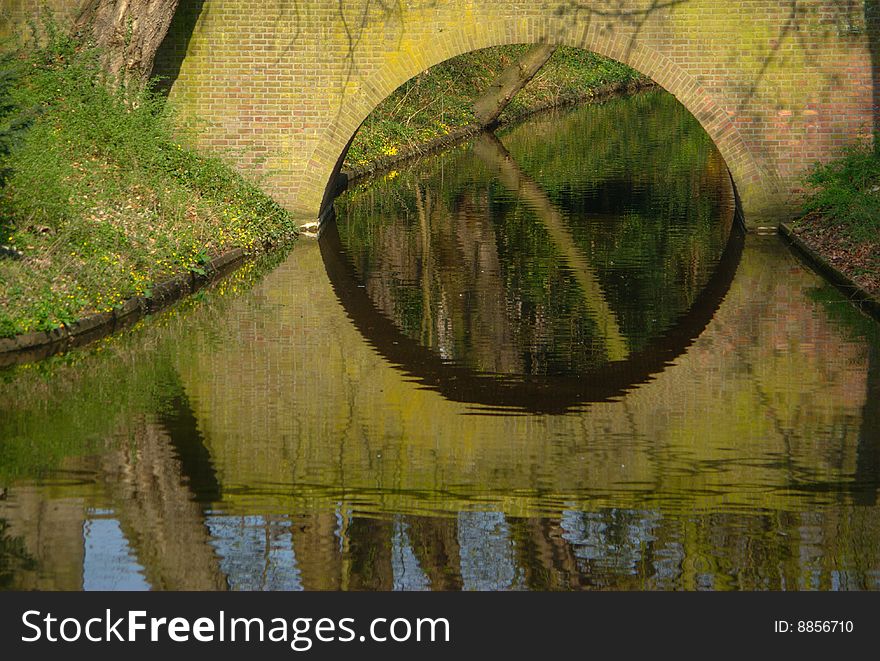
[472,43,557,129]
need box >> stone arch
[304,21,771,224]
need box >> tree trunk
[75,0,180,83]
[472,43,557,128]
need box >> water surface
[1,91,878,590]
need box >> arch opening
[311,35,769,226]
[323,78,745,411]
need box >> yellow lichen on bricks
[5,0,878,227]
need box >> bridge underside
[140,1,878,228]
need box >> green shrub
[0,47,29,242]
[803,138,880,242]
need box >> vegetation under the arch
[345,45,645,168]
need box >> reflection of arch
[319,210,745,414]
[310,29,769,220]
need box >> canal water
[1,91,878,590]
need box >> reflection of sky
[652,539,685,589]
[391,519,430,591]
[82,510,149,591]
[560,509,660,577]
[206,514,302,591]
[335,506,347,554]
[830,570,880,591]
[68,507,880,591]
[458,511,523,591]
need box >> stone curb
[0,244,271,367]
[780,223,880,321]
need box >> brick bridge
[6,1,880,226]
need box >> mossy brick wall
[0,1,78,40]
[150,0,878,226]
[5,2,879,227]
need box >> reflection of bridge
[322,121,742,411]
[0,407,227,591]
[320,207,743,413]
[5,1,876,225]
[1,234,878,590]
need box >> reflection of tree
[344,516,393,590]
[509,517,587,590]
[101,412,226,590]
[405,516,462,590]
[291,512,344,590]
[0,519,36,590]
[473,133,629,362]
[336,91,732,375]
[357,178,525,372]
[0,494,86,590]
[803,271,880,502]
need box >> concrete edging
[0,246,256,367]
[779,223,880,321]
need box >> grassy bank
[794,140,880,298]
[0,29,298,339]
[345,45,645,168]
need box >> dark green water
[1,91,879,590]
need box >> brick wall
[0,1,78,39]
[6,1,878,227]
